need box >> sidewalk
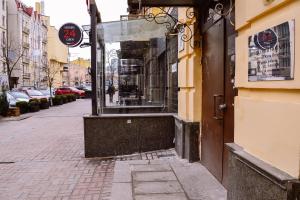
[110,150,227,200]
[0,113,32,122]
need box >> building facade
[175,1,300,199]
[30,5,48,89]
[71,58,91,69]
[0,0,8,91]
[6,0,48,89]
[68,63,90,87]
[43,15,68,88]
[125,0,300,199]
[7,0,33,88]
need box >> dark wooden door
[201,18,225,182]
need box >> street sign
[58,23,83,47]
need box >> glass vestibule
[96,16,178,114]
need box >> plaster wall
[235,0,300,178]
[177,8,202,122]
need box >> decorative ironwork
[211,0,235,26]
[143,7,197,48]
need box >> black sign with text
[58,23,83,47]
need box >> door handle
[219,104,227,110]
[213,94,224,120]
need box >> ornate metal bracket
[142,7,197,49]
[209,0,235,26]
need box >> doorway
[201,11,235,186]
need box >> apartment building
[42,15,68,88]
[68,63,90,87]
[6,0,48,89]
[30,4,48,88]
[7,0,32,88]
[0,0,7,91]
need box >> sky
[21,0,128,60]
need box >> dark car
[75,85,92,98]
[55,87,85,98]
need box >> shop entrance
[201,10,235,186]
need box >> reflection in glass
[97,14,178,111]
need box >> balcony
[23,27,30,34]
[23,72,30,79]
[23,42,30,49]
[22,57,30,64]
[43,51,47,56]
[42,38,47,44]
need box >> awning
[97,17,175,43]
[127,0,201,7]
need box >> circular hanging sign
[254,28,278,50]
[58,23,83,47]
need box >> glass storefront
[96,13,178,114]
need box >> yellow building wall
[47,25,68,64]
[177,8,202,123]
[235,0,300,178]
[44,16,68,88]
[50,60,64,88]
[71,58,91,69]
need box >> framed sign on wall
[248,20,295,81]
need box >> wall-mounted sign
[248,20,295,81]
[58,23,83,47]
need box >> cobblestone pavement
[0,100,114,200]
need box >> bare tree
[44,61,61,104]
[106,49,118,85]
[2,39,25,90]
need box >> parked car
[6,92,17,107]
[7,91,30,106]
[75,85,92,98]
[39,88,55,100]
[20,89,49,101]
[55,87,85,98]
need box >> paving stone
[170,161,227,200]
[135,193,188,200]
[113,169,132,183]
[133,171,177,182]
[134,181,184,194]
[0,100,115,200]
[131,164,172,172]
[110,183,133,200]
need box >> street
[0,100,114,200]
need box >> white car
[7,91,30,107]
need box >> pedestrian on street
[107,84,115,103]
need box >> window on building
[2,15,5,27]
[2,0,4,11]
[2,31,5,45]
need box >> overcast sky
[21,0,128,60]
